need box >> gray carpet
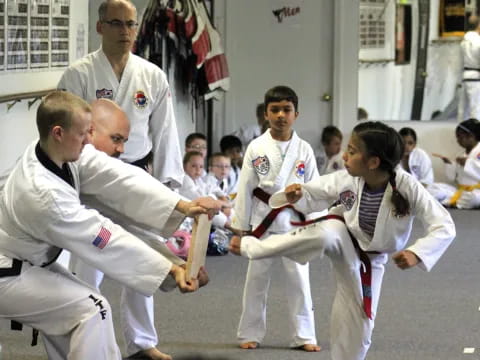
[1,209,479,360]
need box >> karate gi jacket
[444,142,480,186]
[233,130,319,234]
[58,48,184,187]
[0,143,185,296]
[402,147,434,185]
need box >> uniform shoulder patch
[295,160,305,178]
[339,190,356,210]
[133,90,148,108]
[252,155,270,175]
[477,152,480,160]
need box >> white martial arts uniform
[428,142,480,207]
[68,197,186,357]
[179,175,229,229]
[0,142,185,360]
[204,172,229,197]
[58,47,186,353]
[461,31,480,119]
[58,47,183,187]
[315,146,345,175]
[232,123,261,148]
[232,129,320,347]
[400,147,434,185]
[240,169,455,360]
[226,165,241,197]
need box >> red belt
[292,214,379,320]
[251,187,305,238]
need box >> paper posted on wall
[186,214,212,280]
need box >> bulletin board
[0,0,87,97]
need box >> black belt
[0,258,22,277]
[464,67,480,71]
[128,152,151,172]
[463,78,480,82]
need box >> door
[214,0,334,150]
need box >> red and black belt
[250,187,305,238]
[291,214,379,320]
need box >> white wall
[0,1,462,185]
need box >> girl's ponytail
[389,170,410,217]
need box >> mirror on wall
[358,0,479,121]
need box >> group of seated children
[396,120,480,209]
[169,133,244,256]
[427,119,480,209]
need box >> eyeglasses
[212,164,231,169]
[103,19,138,29]
[187,144,207,150]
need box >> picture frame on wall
[439,0,465,37]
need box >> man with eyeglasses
[58,1,185,359]
[58,0,183,188]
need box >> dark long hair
[456,118,480,141]
[353,121,410,217]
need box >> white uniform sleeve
[295,171,344,213]
[57,67,87,98]
[178,176,204,201]
[17,186,173,296]
[125,224,186,266]
[405,180,456,271]
[463,154,480,181]
[149,77,184,188]
[78,145,184,236]
[416,150,434,184]
[304,146,320,182]
[232,145,258,231]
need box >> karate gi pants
[241,220,388,360]
[237,231,318,347]
[426,183,456,204]
[463,81,480,120]
[69,257,158,356]
[0,262,121,360]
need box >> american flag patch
[92,227,111,249]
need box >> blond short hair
[36,91,91,141]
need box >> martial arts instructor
[0,91,220,360]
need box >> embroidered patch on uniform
[133,90,148,108]
[252,155,270,175]
[339,190,356,210]
[96,88,113,99]
[295,160,305,177]
[477,152,480,160]
[92,227,111,249]
[332,162,339,170]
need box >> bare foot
[298,344,321,352]
[239,341,259,349]
[128,347,172,360]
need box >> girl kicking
[230,121,455,360]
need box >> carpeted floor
[1,209,479,360]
